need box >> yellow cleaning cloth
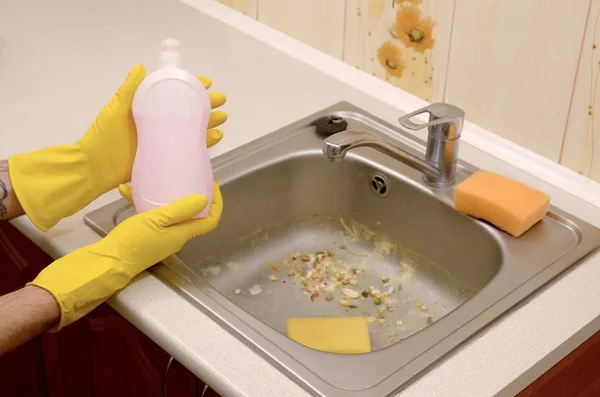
[454,170,550,237]
[286,317,371,354]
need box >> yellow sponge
[454,170,550,237]
[286,317,371,354]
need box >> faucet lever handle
[398,103,465,139]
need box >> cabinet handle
[163,356,175,397]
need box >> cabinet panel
[517,329,600,396]
[0,222,53,397]
[444,0,589,162]
[0,222,215,397]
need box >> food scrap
[278,250,361,297]
[268,260,279,272]
[248,285,262,295]
[249,216,444,349]
[342,288,360,299]
[234,289,242,295]
[340,299,358,308]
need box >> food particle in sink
[372,296,383,305]
[381,275,390,284]
[268,260,279,272]
[200,265,221,277]
[342,288,360,299]
[384,283,396,296]
[427,317,434,325]
[340,299,358,308]
[416,301,426,310]
[310,292,320,301]
[349,279,358,286]
[249,285,262,295]
[361,290,369,298]
[396,320,403,326]
[369,287,381,297]
[325,293,334,302]
[234,289,242,295]
[365,316,377,323]
[387,306,394,312]
[268,274,279,282]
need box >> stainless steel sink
[84,102,600,397]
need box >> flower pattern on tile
[377,41,406,78]
[393,4,435,53]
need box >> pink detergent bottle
[131,38,213,218]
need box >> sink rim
[84,101,600,397]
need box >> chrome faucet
[322,103,465,187]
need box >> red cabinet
[0,222,219,397]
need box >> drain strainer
[370,173,390,198]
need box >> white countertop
[2,0,600,396]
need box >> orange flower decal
[377,41,406,79]
[393,4,435,53]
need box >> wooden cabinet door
[0,222,216,397]
[517,330,600,397]
[0,221,54,397]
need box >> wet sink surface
[85,102,600,396]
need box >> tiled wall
[220,0,600,182]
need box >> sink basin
[84,102,600,396]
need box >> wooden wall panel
[561,1,600,181]
[444,0,590,162]
[218,0,600,182]
[343,0,455,102]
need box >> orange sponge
[454,170,550,237]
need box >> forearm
[0,160,24,220]
[0,286,60,357]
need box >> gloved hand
[8,64,227,232]
[28,182,223,331]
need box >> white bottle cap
[159,38,181,69]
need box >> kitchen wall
[219,0,600,183]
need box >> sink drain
[370,173,390,198]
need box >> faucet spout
[322,130,441,179]
[322,103,465,187]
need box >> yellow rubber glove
[28,182,223,331]
[8,64,227,232]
